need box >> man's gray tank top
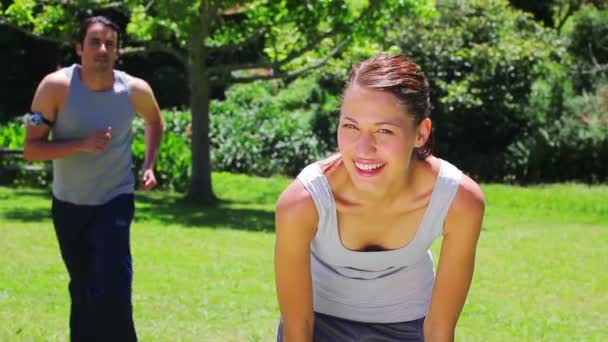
[297,159,463,323]
[52,64,135,205]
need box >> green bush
[385,0,566,181]
[506,83,608,183]
[0,117,52,186]
[565,6,608,93]
[0,112,191,190]
[132,109,191,192]
[0,118,25,148]
[210,79,328,177]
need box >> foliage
[135,78,333,189]
[508,0,607,31]
[1,0,433,200]
[0,117,25,148]
[209,78,328,177]
[564,6,608,92]
[0,117,51,186]
[506,83,608,183]
[385,0,566,181]
[132,109,192,192]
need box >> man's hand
[141,168,157,191]
[80,127,112,152]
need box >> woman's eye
[378,129,394,134]
[342,124,357,129]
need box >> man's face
[76,22,118,73]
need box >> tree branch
[145,0,155,12]
[581,64,608,74]
[207,27,268,54]
[120,41,186,63]
[98,1,126,10]
[207,1,380,77]
[579,40,608,75]
[275,29,340,68]
[212,37,350,85]
[206,61,274,75]
[556,2,578,34]
[268,1,379,68]
[589,41,601,68]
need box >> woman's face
[338,84,421,193]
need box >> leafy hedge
[209,78,328,177]
[132,79,329,190]
[566,6,608,93]
[506,83,608,183]
[132,109,191,192]
[0,118,52,186]
[385,0,568,181]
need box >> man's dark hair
[77,16,121,51]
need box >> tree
[1,0,429,203]
[385,0,564,181]
[566,6,608,92]
[508,0,607,33]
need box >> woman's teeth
[354,162,385,171]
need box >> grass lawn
[1,172,607,341]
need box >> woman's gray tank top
[52,64,135,205]
[297,159,463,323]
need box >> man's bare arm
[24,72,110,161]
[130,77,164,190]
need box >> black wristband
[28,112,55,127]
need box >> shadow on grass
[1,189,276,232]
[2,208,51,222]
[0,187,52,222]
[134,192,276,232]
[12,188,52,197]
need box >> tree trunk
[186,9,217,204]
[187,65,216,203]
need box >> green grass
[1,175,607,341]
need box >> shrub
[506,83,608,183]
[385,0,567,181]
[565,6,608,93]
[0,117,51,186]
[210,79,328,177]
[132,109,191,192]
[0,117,25,148]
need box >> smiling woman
[274,54,486,341]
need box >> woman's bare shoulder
[455,174,485,212]
[275,178,319,239]
[444,173,485,236]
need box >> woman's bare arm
[275,179,319,341]
[424,175,485,341]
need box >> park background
[1,0,607,340]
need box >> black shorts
[277,312,425,342]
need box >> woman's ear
[414,118,432,148]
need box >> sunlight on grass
[1,176,607,341]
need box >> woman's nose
[355,133,376,155]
